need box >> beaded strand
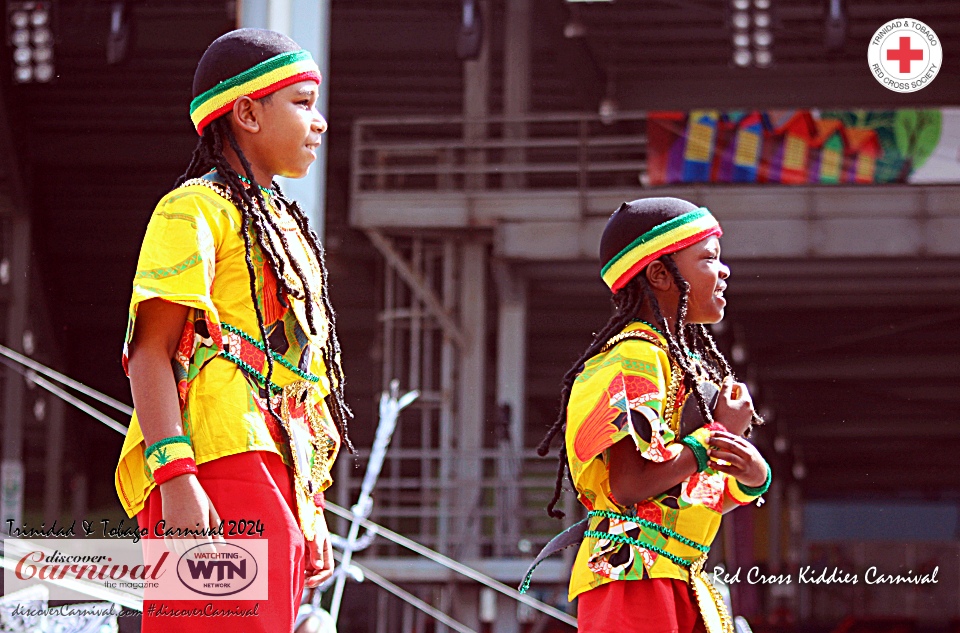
[587,509,709,553]
[221,322,319,384]
[582,530,698,569]
[220,349,283,395]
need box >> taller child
[114,29,351,631]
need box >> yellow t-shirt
[565,321,749,601]
[114,177,340,540]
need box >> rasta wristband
[680,423,725,472]
[145,435,198,486]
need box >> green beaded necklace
[205,168,273,197]
[235,173,273,197]
[631,319,664,335]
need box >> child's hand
[160,474,224,555]
[305,516,335,588]
[707,430,767,488]
[712,377,755,436]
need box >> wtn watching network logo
[143,538,269,600]
[2,539,269,601]
[176,543,259,597]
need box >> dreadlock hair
[176,29,353,452]
[537,197,759,519]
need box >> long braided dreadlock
[538,198,760,519]
[175,28,353,452]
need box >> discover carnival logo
[868,19,942,93]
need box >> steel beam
[503,0,531,191]
[240,0,330,236]
[455,241,487,559]
[367,231,466,347]
[0,81,29,532]
[492,260,526,568]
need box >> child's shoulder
[160,177,234,208]
[576,322,668,386]
[152,178,241,227]
[605,321,667,353]
[601,321,670,363]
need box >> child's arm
[127,298,221,538]
[609,439,699,507]
[608,377,759,507]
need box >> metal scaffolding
[332,231,577,631]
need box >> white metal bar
[329,384,418,622]
[30,373,130,436]
[358,135,648,152]
[0,343,133,415]
[353,110,650,126]
[325,502,578,627]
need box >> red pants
[138,451,305,633]
[577,578,708,633]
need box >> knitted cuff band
[145,435,197,485]
[734,461,772,500]
[681,423,723,472]
[153,459,199,485]
[681,435,710,472]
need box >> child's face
[252,80,327,179]
[671,236,729,324]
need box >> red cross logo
[886,36,924,73]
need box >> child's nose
[313,113,328,134]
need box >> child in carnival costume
[114,28,352,632]
[536,197,771,633]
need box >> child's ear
[645,261,672,292]
[231,96,261,134]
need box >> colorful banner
[647,108,960,186]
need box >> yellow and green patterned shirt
[565,321,756,601]
[115,175,340,540]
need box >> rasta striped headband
[601,207,722,293]
[189,49,321,135]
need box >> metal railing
[334,446,580,560]
[351,111,649,196]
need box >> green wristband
[736,461,772,497]
[681,436,709,472]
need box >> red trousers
[577,578,708,633]
[138,451,305,633]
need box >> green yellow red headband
[189,49,321,135]
[600,207,722,293]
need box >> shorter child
[539,197,770,633]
